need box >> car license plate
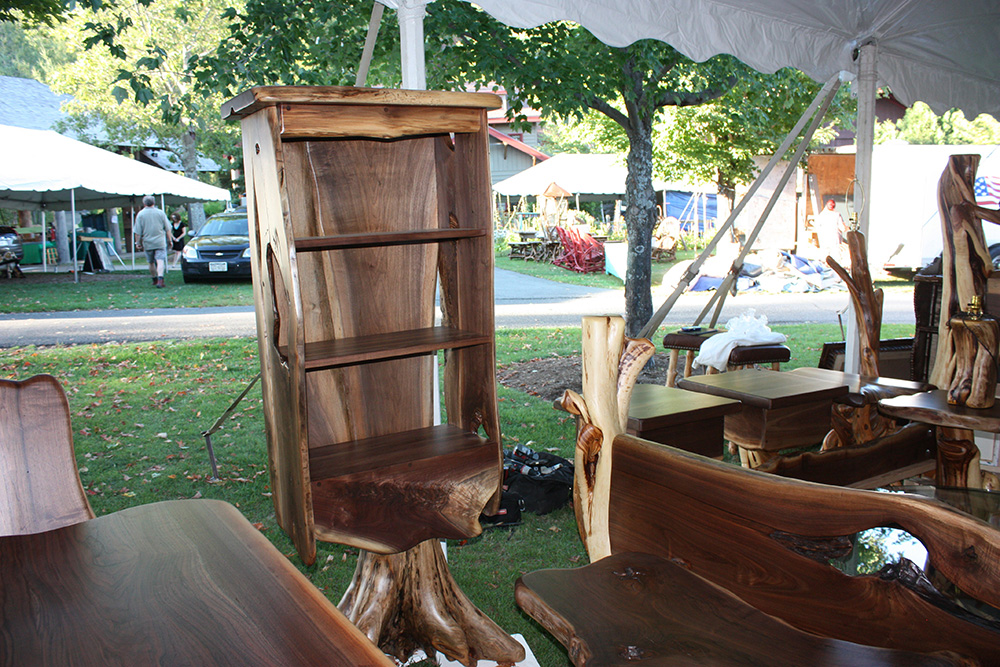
[208,262,228,272]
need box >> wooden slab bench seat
[516,551,960,667]
[516,435,1000,665]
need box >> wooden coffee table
[678,368,849,466]
[625,383,741,457]
[0,499,391,666]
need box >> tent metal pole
[356,2,385,87]
[844,41,879,374]
[41,210,47,273]
[698,77,841,331]
[638,74,841,340]
[131,203,136,271]
[71,189,78,283]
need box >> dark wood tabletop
[790,367,934,399]
[0,499,391,666]
[880,389,1000,433]
[626,383,741,431]
[678,367,849,409]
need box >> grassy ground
[2,270,254,313]
[0,322,915,666]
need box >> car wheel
[182,273,198,284]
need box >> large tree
[191,0,843,335]
[40,0,239,229]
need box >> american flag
[975,175,1000,208]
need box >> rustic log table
[879,389,1000,488]
[0,500,391,666]
[677,368,849,467]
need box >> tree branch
[587,95,631,132]
[653,75,737,109]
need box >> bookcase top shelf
[295,228,485,252]
[223,86,503,120]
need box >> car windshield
[199,218,248,237]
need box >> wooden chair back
[0,374,93,536]
[608,434,1000,662]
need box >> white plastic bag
[693,309,787,372]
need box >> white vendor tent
[493,153,713,202]
[0,125,229,211]
[376,0,1000,369]
[0,124,230,280]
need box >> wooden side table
[625,384,741,458]
[879,390,1000,488]
[678,368,849,467]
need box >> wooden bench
[516,435,1000,665]
[528,316,1000,666]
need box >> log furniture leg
[340,540,525,667]
[666,349,679,387]
[936,426,983,489]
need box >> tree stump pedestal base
[339,539,525,667]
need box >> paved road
[0,268,915,347]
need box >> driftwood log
[824,229,899,449]
[558,316,655,560]
[930,154,1000,397]
[339,539,524,666]
[947,304,999,409]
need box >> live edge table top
[0,499,391,666]
[879,389,1000,433]
[677,367,849,409]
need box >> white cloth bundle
[693,310,787,372]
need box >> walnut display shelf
[282,327,491,371]
[225,85,505,563]
[295,228,484,251]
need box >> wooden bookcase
[224,87,504,565]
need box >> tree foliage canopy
[876,101,1000,145]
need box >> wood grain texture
[947,313,999,408]
[309,425,499,553]
[756,422,936,488]
[723,400,837,452]
[240,106,316,564]
[930,155,993,389]
[880,389,1000,432]
[435,129,504,515]
[280,104,483,139]
[677,367,848,409]
[340,540,525,667]
[0,500,391,666]
[516,551,963,666]
[288,327,490,371]
[827,229,883,377]
[0,374,93,536]
[608,436,1000,662]
[294,228,485,251]
[222,85,502,120]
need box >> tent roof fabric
[493,153,713,199]
[0,125,230,211]
[451,0,1000,118]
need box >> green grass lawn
[0,322,916,666]
[1,271,254,313]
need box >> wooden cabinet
[224,87,504,565]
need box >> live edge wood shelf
[226,86,525,665]
[223,86,505,563]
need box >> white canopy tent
[0,125,230,279]
[493,153,712,202]
[376,0,1000,371]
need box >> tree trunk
[623,121,658,337]
[180,124,208,232]
[54,210,70,263]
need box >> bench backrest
[1,374,93,536]
[608,434,1000,662]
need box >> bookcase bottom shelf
[308,424,501,554]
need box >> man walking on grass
[133,195,172,288]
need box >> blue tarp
[662,191,717,221]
